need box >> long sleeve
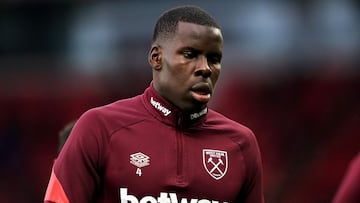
[237,130,264,203]
[44,109,106,203]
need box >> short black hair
[58,120,76,154]
[152,5,220,43]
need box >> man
[44,5,264,203]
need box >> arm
[237,130,265,203]
[44,109,106,203]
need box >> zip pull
[177,116,182,127]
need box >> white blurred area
[60,0,359,75]
[0,0,358,77]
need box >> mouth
[190,83,212,103]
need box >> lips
[190,83,212,103]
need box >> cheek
[160,60,183,87]
[163,59,191,80]
[211,67,221,84]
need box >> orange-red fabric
[44,167,69,203]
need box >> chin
[180,98,207,112]
[189,102,207,112]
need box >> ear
[148,45,162,70]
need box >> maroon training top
[44,84,264,203]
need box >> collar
[141,83,208,127]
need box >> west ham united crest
[203,149,228,180]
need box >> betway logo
[150,97,171,116]
[120,188,228,203]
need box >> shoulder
[206,109,254,136]
[90,94,144,115]
[77,95,147,133]
[206,109,257,149]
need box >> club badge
[203,149,228,180]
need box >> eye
[208,54,222,64]
[182,50,198,59]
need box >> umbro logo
[130,152,150,176]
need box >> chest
[102,121,247,202]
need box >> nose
[195,56,212,78]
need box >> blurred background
[0,0,359,202]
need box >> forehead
[171,21,223,49]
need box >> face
[149,21,223,112]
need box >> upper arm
[237,130,264,203]
[46,109,106,202]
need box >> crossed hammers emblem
[208,157,224,175]
[203,149,228,180]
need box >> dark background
[0,1,359,202]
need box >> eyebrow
[181,46,199,51]
[180,46,221,55]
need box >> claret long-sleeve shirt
[332,152,360,203]
[44,83,264,203]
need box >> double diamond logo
[202,149,228,180]
[130,152,150,176]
